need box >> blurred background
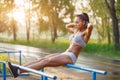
[0,0,120,80]
[0,0,120,57]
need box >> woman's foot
[6,62,19,78]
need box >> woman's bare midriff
[65,43,83,58]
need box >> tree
[33,0,74,43]
[89,0,112,43]
[0,0,18,41]
[105,0,119,49]
[25,0,31,41]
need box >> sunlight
[14,9,25,23]
[7,0,31,24]
[14,0,24,6]
[7,9,25,24]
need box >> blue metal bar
[0,50,22,65]
[2,62,6,80]
[19,50,22,65]
[0,61,57,80]
[0,50,57,80]
[41,69,48,80]
[12,63,57,79]
[0,61,6,80]
[66,64,107,80]
[0,51,20,53]
[92,72,96,80]
[66,64,107,75]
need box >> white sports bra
[69,33,86,48]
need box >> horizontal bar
[0,61,6,64]
[12,64,57,79]
[0,51,21,53]
[0,74,29,77]
[66,64,107,75]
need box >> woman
[7,13,93,78]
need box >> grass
[83,42,120,58]
[8,38,70,52]
[0,38,120,58]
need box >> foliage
[90,0,119,49]
[105,0,119,49]
[32,0,75,42]
[0,0,10,32]
[116,0,120,20]
[89,0,112,43]
[0,0,18,40]
[0,54,8,61]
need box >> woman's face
[74,17,85,30]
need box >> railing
[0,48,57,80]
[0,61,6,80]
[0,50,22,65]
[0,61,57,80]
[66,64,107,80]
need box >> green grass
[8,38,70,52]
[0,38,120,58]
[83,42,120,58]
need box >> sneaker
[6,62,19,78]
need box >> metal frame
[66,64,107,80]
[0,50,22,65]
[0,61,57,80]
[0,47,107,80]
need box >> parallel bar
[41,69,48,80]
[0,51,20,53]
[0,50,22,65]
[66,64,107,75]
[92,72,96,80]
[2,62,6,80]
[19,51,22,65]
[12,64,57,79]
[0,61,6,80]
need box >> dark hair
[76,13,89,28]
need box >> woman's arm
[87,23,93,33]
[65,23,76,33]
[84,23,93,41]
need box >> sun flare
[7,0,31,24]
[7,9,25,24]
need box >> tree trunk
[50,13,58,43]
[12,18,17,41]
[106,17,111,44]
[107,26,111,44]
[105,0,119,49]
[110,0,119,49]
[112,16,119,49]
[13,26,16,41]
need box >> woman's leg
[20,54,73,73]
[23,53,59,67]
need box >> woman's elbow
[88,23,93,30]
[65,25,68,29]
